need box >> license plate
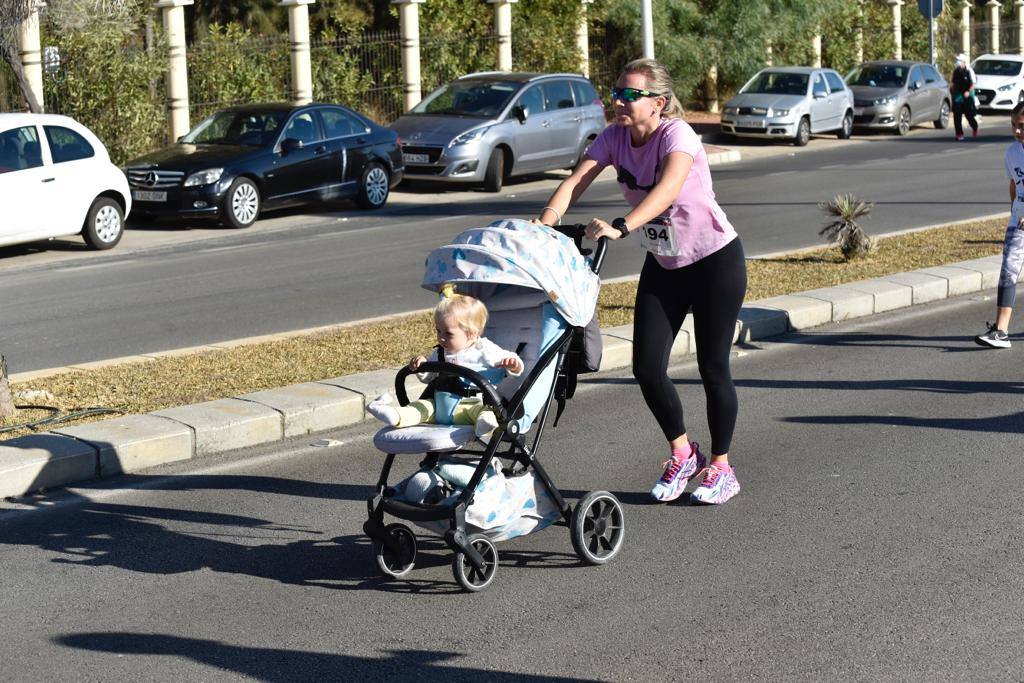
[132,190,167,202]
[853,107,864,116]
[403,153,429,164]
[737,117,765,128]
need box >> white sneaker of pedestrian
[474,411,500,444]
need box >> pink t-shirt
[585,118,737,269]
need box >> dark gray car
[846,60,950,135]
[388,72,606,192]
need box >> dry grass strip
[1,216,1007,438]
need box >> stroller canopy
[422,218,600,327]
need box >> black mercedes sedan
[124,103,403,228]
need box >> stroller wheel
[452,534,498,592]
[571,491,625,565]
[373,523,417,578]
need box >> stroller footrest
[381,496,458,522]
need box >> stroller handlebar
[395,362,509,422]
[554,223,608,275]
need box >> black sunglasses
[611,86,665,103]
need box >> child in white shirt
[368,286,524,442]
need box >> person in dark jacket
[951,53,979,141]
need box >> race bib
[638,216,680,256]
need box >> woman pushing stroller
[537,58,746,506]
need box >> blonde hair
[620,58,685,120]
[435,290,488,337]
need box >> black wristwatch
[612,217,630,238]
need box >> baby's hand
[498,356,524,374]
[409,355,427,371]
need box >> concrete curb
[0,253,1002,500]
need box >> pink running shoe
[690,464,740,505]
[650,443,706,502]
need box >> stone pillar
[962,1,973,56]
[812,31,822,67]
[156,0,193,143]
[488,0,517,72]
[1017,0,1024,54]
[705,64,719,113]
[281,0,315,105]
[16,0,44,113]
[856,1,865,63]
[576,0,593,78]
[766,42,773,67]
[393,0,425,111]
[989,0,1002,54]
[640,0,654,59]
[888,0,904,60]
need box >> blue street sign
[918,0,943,19]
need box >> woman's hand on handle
[585,218,621,241]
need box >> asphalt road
[0,122,1014,373]
[2,292,1022,680]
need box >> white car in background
[0,113,130,251]
[972,53,1024,110]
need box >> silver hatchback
[846,61,950,135]
[388,72,606,192]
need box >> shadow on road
[55,632,595,682]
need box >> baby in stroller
[367,285,524,446]
[364,218,625,592]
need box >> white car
[0,113,130,250]
[972,53,1024,110]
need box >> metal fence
[311,30,403,124]
[973,21,1024,55]
[0,61,25,112]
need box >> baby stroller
[363,218,625,592]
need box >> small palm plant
[818,193,875,261]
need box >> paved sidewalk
[0,251,1003,499]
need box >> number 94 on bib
[639,216,681,256]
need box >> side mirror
[280,137,303,153]
[512,104,528,124]
[176,136,185,143]
[814,90,827,99]
[912,80,923,91]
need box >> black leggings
[632,237,747,455]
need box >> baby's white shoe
[367,393,400,426]
[474,412,500,444]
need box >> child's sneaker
[367,393,400,426]
[650,442,705,502]
[474,411,500,444]
[975,323,1011,348]
[690,464,740,505]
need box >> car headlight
[873,94,899,106]
[184,167,224,187]
[723,106,740,115]
[999,83,1015,92]
[449,126,491,147]
[770,108,790,117]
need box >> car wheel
[356,161,390,210]
[222,177,260,229]
[82,196,124,250]
[896,106,911,136]
[837,111,853,139]
[483,148,504,193]
[793,117,810,146]
[934,100,950,129]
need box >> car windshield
[412,80,519,117]
[742,72,809,95]
[181,111,286,146]
[845,65,908,88]
[973,59,1023,76]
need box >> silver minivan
[388,72,606,192]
